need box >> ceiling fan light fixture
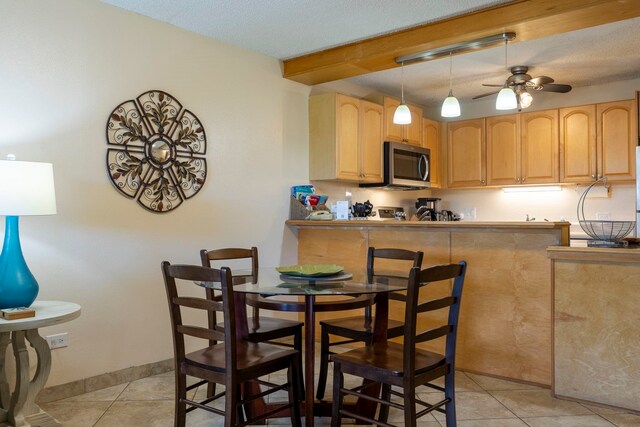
[519,90,533,108]
[393,62,412,125]
[496,86,517,110]
[441,90,461,117]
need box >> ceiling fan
[473,65,572,109]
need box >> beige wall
[1,0,310,386]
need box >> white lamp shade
[0,160,57,216]
[441,94,461,118]
[393,103,412,124]
[496,87,517,110]
[520,91,533,108]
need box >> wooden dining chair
[330,261,467,427]
[161,261,302,427]
[315,247,424,399]
[200,247,304,396]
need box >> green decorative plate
[276,264,344,277]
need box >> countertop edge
[547,245,640,262]
[286,220,572,230]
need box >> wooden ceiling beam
[282,0,640,85]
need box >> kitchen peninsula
[286,219,570,386]
[548,246,640,412]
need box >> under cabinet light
[502,185,562,193]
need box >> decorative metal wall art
[106,90,207,213]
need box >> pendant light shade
[441,52,461,118]
[441,90,461,117]
[393,62,412,125]
[393,103,412,124]
[496,86,517,110]
[495,39,517,110]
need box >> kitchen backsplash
[311,181,636,234]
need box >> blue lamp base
[0,216,39,309]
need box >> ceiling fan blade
[538,83,572,93]
[472,90,500,100]
[529,76,554,85]
[482,84,504,87]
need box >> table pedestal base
[0,329,61,427]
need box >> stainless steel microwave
[361,141,430,190]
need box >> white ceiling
[101,0,640,107]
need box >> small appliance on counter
[415,197,460,221]
[350,200,376,219]
[375,206,406,221]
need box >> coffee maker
[415,198,459,221]
[415,198,440,221]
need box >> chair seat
[331,342,445,377]
[216,316,302,335]
[320,316,404,335]
[186,342,298,372]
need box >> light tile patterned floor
[40,365,640,426]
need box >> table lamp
[0,155,56,309]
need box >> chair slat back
[162,261,237,371]
[403,261,467,375]
[366,247,424,321]
[200,247,259,326]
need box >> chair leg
[294,327,305,399]
[330,361,344,427]
[224,383,238,427]
[316,327,330,399]
[404,382,417,427]
[206,382,216,398]
[444,368,456,427]
[175,372,187,427]
[288,357,302,427]
[378,383,391,423]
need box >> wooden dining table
[198,268,406,427]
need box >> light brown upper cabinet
[383,97,423,146]
[597,99,636,182]
[309,93,383,183]
[422,118,441,188]
[519,109,559,184]
[486,114,520,186]
[447,118,486,188]
[560,100,636,183]
[560,105,597,183]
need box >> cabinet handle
[481,180,485,184]
[516,178,520,183]
[591,174,596,178]
[522,178,525,182]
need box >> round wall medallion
[106,90,207,213]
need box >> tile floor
[40,358,640,427]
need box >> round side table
[0,301,81,427]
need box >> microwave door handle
[418,154,429,181]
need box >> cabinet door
[383,97,404,143]
[560,105,597,183]
[405,104,424,146]
[335,94,361,181]
[423,118,440,188]
[521,109,559,184]
[486,114,520,186]
[447,119,486,188]
[597,99,637,181]
[359,100,383,183]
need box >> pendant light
[496,39,517,110]
[393,62,412,124]
[441,52,461,117]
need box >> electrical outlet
[46,333,68,349]
[464,207,477,219]
[596,212,611,220]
